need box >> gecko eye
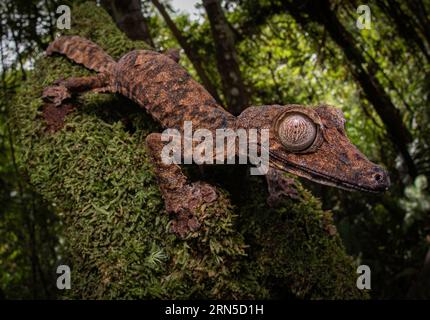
[277,112,317,152]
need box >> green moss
[9,2,366,299]
[238,177,367,299]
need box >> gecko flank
[42,36,390,237]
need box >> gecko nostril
[371,168,391,190]
[372,171,387,185]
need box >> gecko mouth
[269,151,388,193]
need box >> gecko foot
[167,181,218,238]
[266,169,300,207]
[42,85,71,106]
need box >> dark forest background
[0,0,430,299]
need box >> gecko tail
[46,35,117,74]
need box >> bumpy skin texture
[43,36,390,237]
[236,105,390,193]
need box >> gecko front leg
[145,133,218,238]
[266,167,300,207]
[42,74,110,106]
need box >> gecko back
[46,35,235,131]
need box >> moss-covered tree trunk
[9,2,367,299]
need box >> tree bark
[100,0,155,47]
[286,0,418,177]
[150,0,222,104]
[202,0,249,115]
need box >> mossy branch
[9,2,367,299]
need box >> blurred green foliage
[401,175,430,228]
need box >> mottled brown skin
[43,36,390,237]
[236,105,390,194]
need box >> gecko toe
[266,169,300,207]
[42,85,71,106]
[167,182,218,238]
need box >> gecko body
[43,36,390,237]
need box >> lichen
[8,1,367,299]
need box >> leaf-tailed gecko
[42,36,390,237]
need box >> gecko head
[239,104,390,193]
